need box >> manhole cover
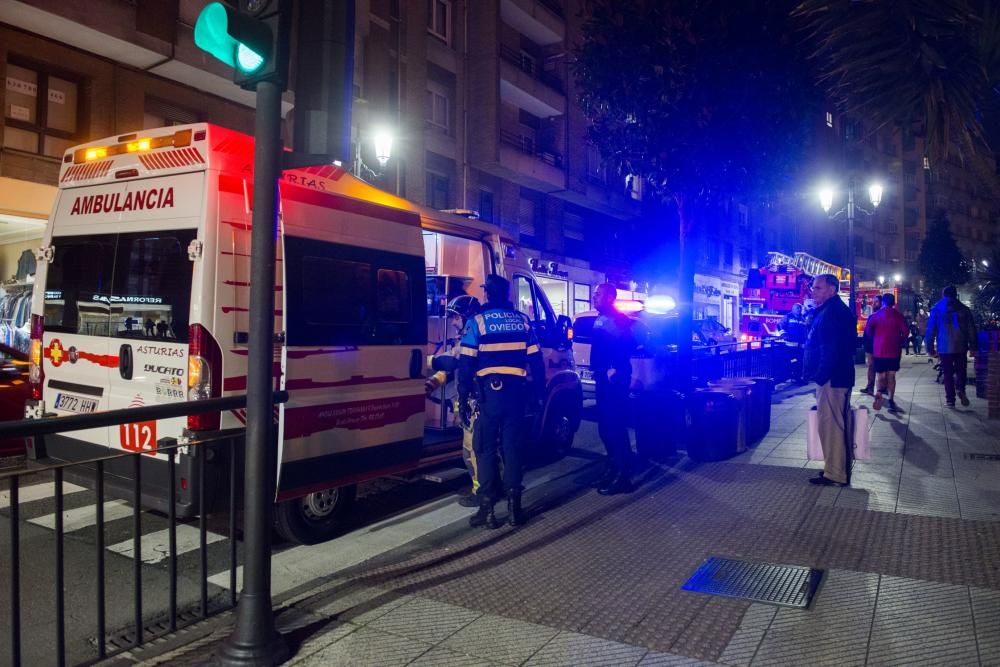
[682,556,823,608]
[964,453,1000,462]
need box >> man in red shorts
[864,293,909,412]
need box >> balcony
[500,128,563,168]
[501,0,564,46]
[500,44,564,94]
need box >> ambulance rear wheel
[275,484,357,545]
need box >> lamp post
[818,177,883,314]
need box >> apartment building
[0,0,644,320]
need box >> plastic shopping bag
[853,406,871,460]
[806,405,872,461]
[806,407,823,460]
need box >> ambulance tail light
[188,324,222,431]
[29,314,44,401]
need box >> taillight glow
[187,324,222,431]
[29,314,44,400]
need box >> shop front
[528,257,603,318]
[693,273,723,323]
[0,177,55,354]
[720,280,740,333]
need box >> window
[724,242,734,269]
[739,247,750,270]
[573,283,592,315]
[536,276,568,317]
[478,190,494,222]
[513,274,556,333]
[564,213,585,242]
[825,111,833,128]
[427,0,451,43]
[284,236,425,346]
[44,230,196,341]
[923,156,931,170]
[518,196,538,241]
[3,61,80,158]
[426,82,449,131]
[426,171,449,209]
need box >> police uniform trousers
[596,379,632,472]
[473,376,526,499]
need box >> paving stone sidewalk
[127,356,1000,666]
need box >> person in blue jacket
[458,275,545,529]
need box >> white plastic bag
[806,405,871,461]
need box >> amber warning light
[72,129,193,164]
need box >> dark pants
[940,353,968,402]
[911,336,923,354]
[474,378,526,500]
[596,380,632,473]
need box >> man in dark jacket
[590,283,638,495]
[926,285,977,407]
[803,274,857,486]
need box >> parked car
[693,318,737,345]
[0,343,31,459]
[573,309,661,400]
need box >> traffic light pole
[217,78,289,666]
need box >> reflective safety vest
[458,305,541,382]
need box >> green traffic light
[194,2,267,73]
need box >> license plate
[54,393,98,414]
[580,368,594,381]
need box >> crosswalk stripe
[106,524,226,564]
[29,500,134,532]
[0,481,87,509]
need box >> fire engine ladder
[792,252,846,280]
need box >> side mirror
[431,355,458,373]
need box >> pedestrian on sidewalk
[458,275,545,528]
[860,300,882,395]
[803,274,857,487]
[926,285,977,408]
[589,283,638,496]
[865,293,909,412]
[909,320,923,355]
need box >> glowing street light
[878,275,886,285]
[816,178,884,313]
[372,127,394,167]
[893,273,902,284]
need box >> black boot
[507,490,525,527]
[469,497,499,529]
[598,471,634,496]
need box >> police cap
[483,274,511,302]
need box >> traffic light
[194,0,290,90]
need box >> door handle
[409,349,423,379]
[119,344,133,380]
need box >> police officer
[426,295,483,507]
[591,283,637,495]
[458,274,545,529]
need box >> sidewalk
[124,355,1000,667]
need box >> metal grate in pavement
[681,556,823,609]
[963,452,1000,461]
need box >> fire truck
[740,252,849,340]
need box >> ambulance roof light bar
[71,129,193,164]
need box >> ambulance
[27,123,582,543]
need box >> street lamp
[878,274,886,285]
[893,273,902,285]
[817,177,883,313]
[354,126,394,181]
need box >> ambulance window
[110,231,196,342]
[377,269,410,323]
[303,257,371,326]
[44,235,117,336]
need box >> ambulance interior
[422,230,490,429]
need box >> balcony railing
[500,128,563,168]
[499,44,564,94]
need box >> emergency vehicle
[27,124,582,543]
[740,252,848,339]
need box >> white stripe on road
[0,481,87,509]
[29,500,134,532]
[210,453,595,596]
[107,524,226,564]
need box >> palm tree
[794,0,1000,162]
